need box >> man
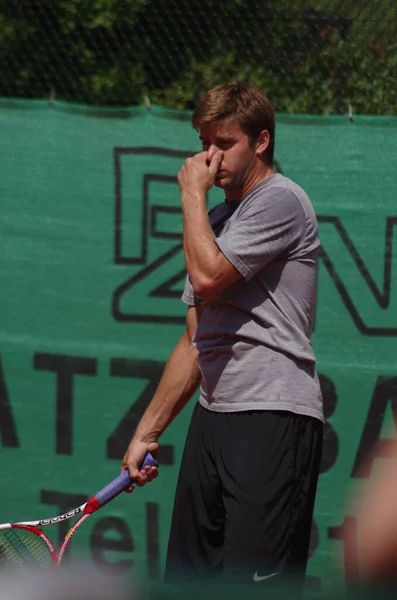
[121,82,324,587]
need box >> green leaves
[0,0,395,114]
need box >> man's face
[199,121,259,191]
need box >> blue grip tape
[94,452,158,506]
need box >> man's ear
[256,130,270,157]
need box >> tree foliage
[0,0,395,114]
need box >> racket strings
[0,529,53,568]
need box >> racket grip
[95,452,158,506]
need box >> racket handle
[94,452,158,506]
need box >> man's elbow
[191,274,220,299]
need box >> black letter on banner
[146,502,160,580]
[40,489,88,554]
[90,516,134,574]
[107,359,174,464]
[319,374,338,473]
[34,354,97,455]
[352,376,397,478]
[0,356,20,447]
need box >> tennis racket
[0,452,158,569]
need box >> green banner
[1,99,397,593]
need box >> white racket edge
[0,502,88,529]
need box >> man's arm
[121,305,202,487]
[178,151,242,299]
[179,154,305,299]
[182,189,241,298]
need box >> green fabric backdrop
[1,99,397,593]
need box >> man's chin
[214,176,228,189]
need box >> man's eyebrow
[199,135,236,142]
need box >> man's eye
[219,141,233,149]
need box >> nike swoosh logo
[253,572,278,582]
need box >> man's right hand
[121,438,159,493]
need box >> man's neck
[225,165,276,204]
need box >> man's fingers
[194,151,208,161]
[208,151,224,177]
[126,465,158,489]
[140,466,158,484]
[121,443,159,493]
[134,479,146,488]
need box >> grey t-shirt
[182,173,324,423]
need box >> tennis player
[122,82,324,589]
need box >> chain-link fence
[0,0,396,115]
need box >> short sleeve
[181,274,202,306]
[215,188,305,280]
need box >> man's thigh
[217,410,323,585]
[164,403,225,582]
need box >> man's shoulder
[254,174,315,215]
[259,174,309,199]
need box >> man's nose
[206,145,219,162]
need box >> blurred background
[0,0,395,115]
[0,1,396,598]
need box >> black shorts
[164,402,323,588]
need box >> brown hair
[192,81,275,165]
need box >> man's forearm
[133,331,201,444]
[182,190,222,291]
